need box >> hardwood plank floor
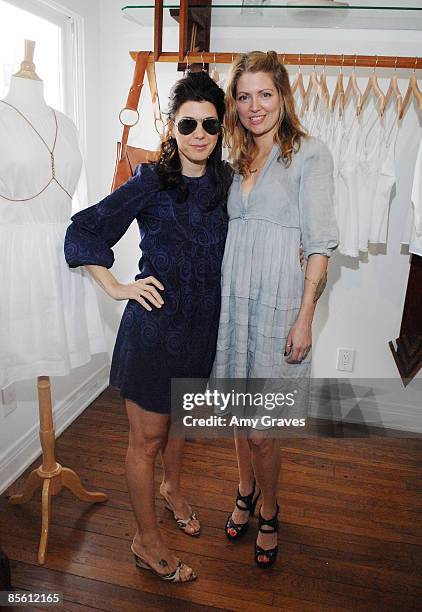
[1,387,421,611]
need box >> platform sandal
[225,480,261,541]
[131,544,197,582]
[255,503,279,569]
[160,487,200,537]
[163,499,200,537]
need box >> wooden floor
[1,387,421,611]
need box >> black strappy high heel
[255,502,279,568]
[225,481,261,541]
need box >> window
[0,0,86,149]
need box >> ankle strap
[235,481,256,512]
[258,504,279,533]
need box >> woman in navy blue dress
[65,72,231,582]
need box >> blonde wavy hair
[224,50,307,174]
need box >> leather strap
[126,51,149,112]
[146,57,164,139]
[120,52,148,158]
[119,51,164,160]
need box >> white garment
[0,103,106,388]
[331,103,397,257]
[297,94,400,257]
[301,95,332,145]
[412,136,422,237]
[402,135,422,256]
[333,105,362,257]
[367,107,399,246]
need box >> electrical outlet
[336,348,355,372]
[1,385,17,416]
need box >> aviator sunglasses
[175,117,221,136]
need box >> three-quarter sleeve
[299,138,339,260]
[64,164,155,269]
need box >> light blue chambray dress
[211,136,338,383]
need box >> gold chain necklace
[248,146,274,175]
[0,100,72,202]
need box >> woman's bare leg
[249,431,280,563]
[160,432,200,534]
[227,427,260,529]
[125,400,194,579]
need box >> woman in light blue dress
[214,51,338,568]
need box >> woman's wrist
[295,305,315,325]
[85,265,121,297]
[105,278,123,298]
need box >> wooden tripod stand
[8,376,107,565]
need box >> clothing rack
[136,51,422,70]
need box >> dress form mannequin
[12,39,41,80]
[3,75,48,117]
[3,40,107,565]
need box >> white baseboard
[309,381,422,433]
[0,365,110,495]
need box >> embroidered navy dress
[64,164,228,414]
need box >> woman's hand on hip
[108,276,165,311]
[284,319,312,363]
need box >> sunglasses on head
[175,117,221,136]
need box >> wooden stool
[7,376,107,565]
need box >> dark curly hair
[156,70,233,208]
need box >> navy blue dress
[64,164,228,414]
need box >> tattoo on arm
[305,271,327,303]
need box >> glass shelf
[122,2,422,31]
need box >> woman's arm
[65,164,156,270]
[65,165,165,310]
[288,139,339,363]
[85,265,164,311]
[285,254,328,363]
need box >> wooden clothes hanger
[361,56,386,116]
[331,55,345,116]
[291,54,307,110]
[211,53,219,83]
[399,60,422,120]
[300,55,322,117]
[384,58,403,119]
[319,57,330,111]
[344,54,363,116]
[300,55,330,116]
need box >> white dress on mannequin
[0,83,106,388]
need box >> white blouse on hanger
[364,104,398,249]
[302,94,399,258]
[0,103,106,388]
[333,104,362,258]
[402,135,422,256]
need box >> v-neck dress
[65,164,228,414]
[211,136,338,382]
